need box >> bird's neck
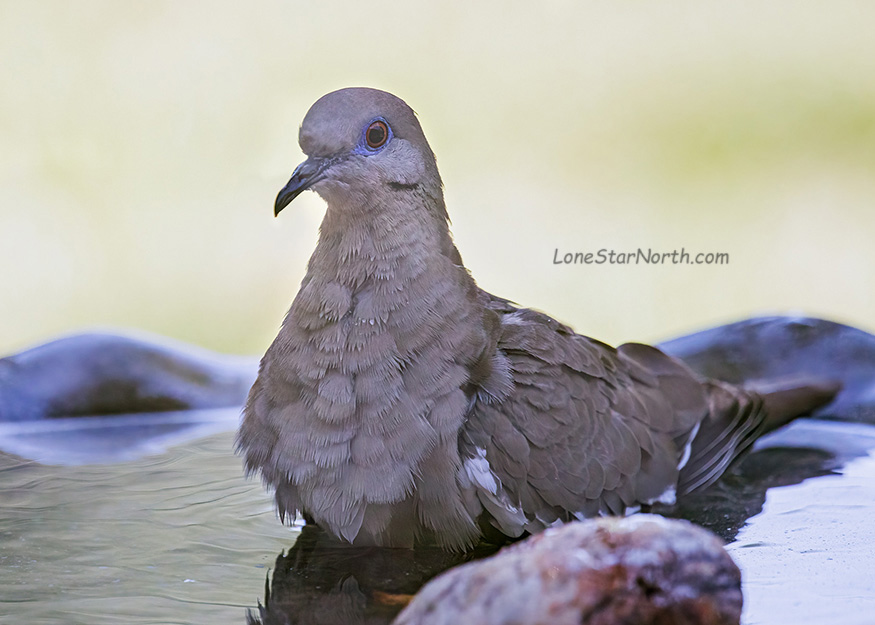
[312,191,458,290]
[284,188,484,361]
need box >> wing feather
[461,300,712,535]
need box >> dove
[237,87,837,550]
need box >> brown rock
[393,515,741,625]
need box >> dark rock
[659,316,875,424]
[0,331,256,421]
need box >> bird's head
[274,87,440,215]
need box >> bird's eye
[365,120,389,149]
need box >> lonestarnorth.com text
[552,248,729,266]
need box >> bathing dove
[237,88,837,550]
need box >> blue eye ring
[355,117,393,154]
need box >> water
[727,421,875,625]
[0,417,291,624]
[2,415,874,624]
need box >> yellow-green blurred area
[1,1,873,357]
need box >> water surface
[2,415,874,624]
[1,416,291,624]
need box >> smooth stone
[392,515,742,625]
[660,316,875,423]
[0,330,256,421]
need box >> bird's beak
[274,156,331,216]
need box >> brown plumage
[237,87,838,550]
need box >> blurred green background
[1,1,873,357]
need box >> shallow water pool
[1,414,873,624]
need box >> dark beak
[274,156,331,216]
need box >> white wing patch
[677,421,701,471]
[499,311,526,326]
[652,485,677,506]
[460,446,528,537]
[462,446,499,494]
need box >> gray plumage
[237,88,837,550]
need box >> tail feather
[756,378,841,433]
[677,377,841,496]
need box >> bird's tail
[755,377,842,433]
[676,376,841,496]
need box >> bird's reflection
[246,443,842,625]
[664,445,839,541]
[246,524,501,625]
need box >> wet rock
[0,331,256,421]
[659,316,875,424]
[393,515,742,625]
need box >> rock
[393,515,742,625]
[0,330,256,421]
[659,316,875,423]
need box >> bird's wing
[460,297,712,536]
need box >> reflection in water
[246,525,501,625]
[666,445,838,542]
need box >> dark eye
[366,120,389,149]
